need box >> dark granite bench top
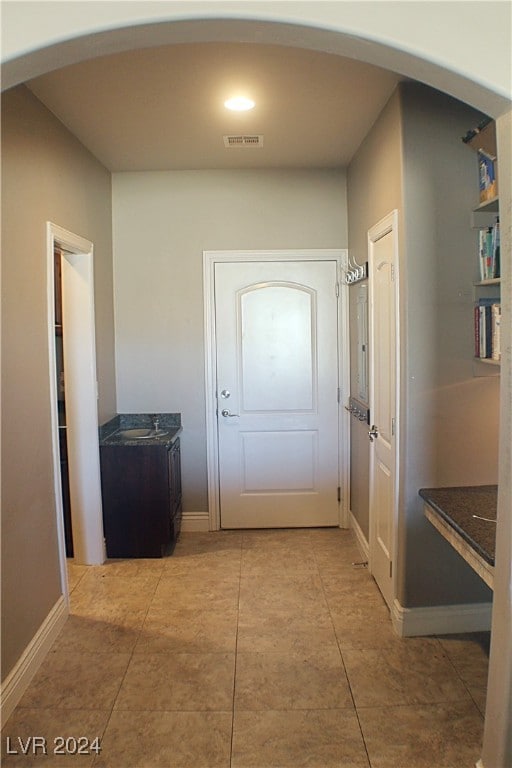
[419,485,497,566]
[99,413,182,447]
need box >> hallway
[2,529,488,767]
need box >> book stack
[478,218,500,281]
[474,299,501,361]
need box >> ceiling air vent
[223,135,264,148]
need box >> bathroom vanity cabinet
[100,436,182,558]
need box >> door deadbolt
[220,389,230,399]
[368,425,379,442]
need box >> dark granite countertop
[419,485,497,566]
[99,413,182,447]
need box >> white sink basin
[118,428,169,439]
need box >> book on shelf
[492,304,501,361]
[474,298,501,361]
[492,218,500,278]
[478,218,500,280]
[478,149,498,203]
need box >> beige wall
[112,168,348,512]
[483,106,512,768]
[1,86,116,680]
[347,88,404,540]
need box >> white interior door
[48,223,105,575]
[368,212,399,608]
[215,259,340,528]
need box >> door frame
[367,211,400,606]
[203,249,349,531]
[47,222,105,596]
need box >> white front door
[214,259,340,529]
[368,212,399,608]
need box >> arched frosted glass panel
[238,283,316,412]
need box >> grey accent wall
[112,168,348,514]
[1,86,116,680]
[347,88,404,540]
[347,83,496,606]
[399,83,496,607]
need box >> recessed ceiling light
[224,97,255,112]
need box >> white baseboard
[180,511,210,532]
[392,598,492,637]
[1,595,68,725]
[348,509,369,560]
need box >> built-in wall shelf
[475,196,499,213]
[471,199,499,229]
[464,119,500,375]
[474,357,500,367]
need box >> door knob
[221,409,239,418]
[368,424,379,442]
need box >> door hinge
[391,417,396,436]
[335,282,340,298]
[337,387,341,403]
[337,486,341,503]
[391,264,396,282]
[389,561,393,578]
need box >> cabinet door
[168,439,182,535]
[101,445,170,557]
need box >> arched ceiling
[3,8,510,172]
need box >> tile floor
[2,529,490,767]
